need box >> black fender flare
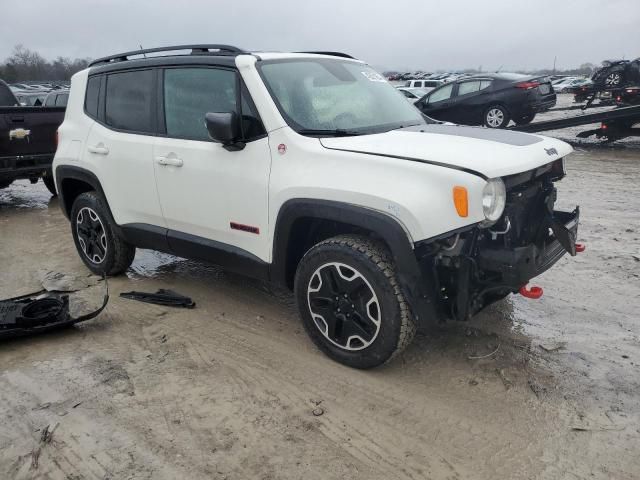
[55,165,111,220]
[271,199,440,326]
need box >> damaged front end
[0,281,109,340]
[416,159,580,322]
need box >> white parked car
[404,79,445,89]
[552,77,588,93]
[396,86,431,103]
[53,45,581,368]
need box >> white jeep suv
[53,45,581,368]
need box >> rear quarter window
[85,76,101,119]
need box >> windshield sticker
[361,71,386,82]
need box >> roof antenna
[139,45,146,58]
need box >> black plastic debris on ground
[0,282,109,340]
[119,289,195,309]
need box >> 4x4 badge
[545,147,558,156]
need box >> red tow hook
[575,243,586,253]
[519,285,543,299]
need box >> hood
[319,124,573,179]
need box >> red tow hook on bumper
[519,285,543,299]
[575,243,586,253]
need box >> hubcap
[307,262,381,351]
[486,108,505,128]
[76,207,107,264]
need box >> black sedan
[414,73,556,128]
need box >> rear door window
[457,80,482,96]
[105,70,154,133]
[427,84,454,104]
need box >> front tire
[483,105,511,128]
[294,235,416,369]
[515,113,535,125]
[70,192,135,275]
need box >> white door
[84,69,164,227]
[153,67,272,261]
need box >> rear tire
[483,105,511,128]
[70,192,135,275]
[42,173,57,196]
[294,235,416,369]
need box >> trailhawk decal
[230,222,260,234]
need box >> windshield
[259,58,425,135]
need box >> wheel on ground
[515,113,535,125]
[42,172,57,196]
[483,104,511,128]
[70,191,136,275]
[294,235,416,369]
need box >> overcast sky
[2,0,638,71]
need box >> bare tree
[0,45,91,82]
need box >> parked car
[415,73,556,128]
[11,83,44,91]
[404,79,444,89]
[614,86,640,106]
[552,77,589,93]
[0,79,65,194]
[591,58,640,88]
[53,45,579,369]
[397,87,431,103]
[43,90,69,107]
[15,91,47,106]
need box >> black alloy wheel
[76,206,108,265]
[307,261,381,351]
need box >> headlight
[481,178,506,225]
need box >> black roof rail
[89,44,247,67]
[297,51,356,59]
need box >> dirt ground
[1,125,639,479]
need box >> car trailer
[512,104,640,142]
[569,84,620,110]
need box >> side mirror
[205,112,245,151]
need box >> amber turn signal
[452,186,468,217]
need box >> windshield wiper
[387,123,424,132]
[297,128,364,137]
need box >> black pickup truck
[0,79,65,195]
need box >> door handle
[88,144,109,155]
[155,155,183,167]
